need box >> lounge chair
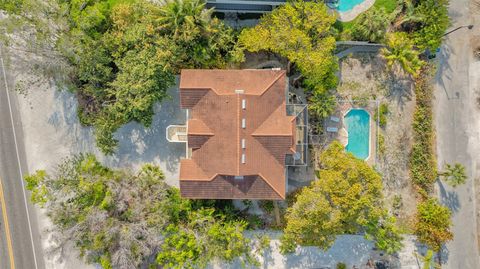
[326,127,338,132]
[330,116,340,123]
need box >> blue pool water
[337,0,366,12]
[344,109,370,160]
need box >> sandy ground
[214,232,419,269]
[7,49,186,268]
[338,53,418,225]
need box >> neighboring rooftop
[179,69,295,200]
[206,0,286,13]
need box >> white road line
[0,46,40,269]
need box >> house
[178,69,296,200]
[206,0,286,14]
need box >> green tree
[157,209,258,268]
[440,163,467,187]
[392,0,424,30]
[309,91,336,119]
[60,0,240,153]
[25,154,260,268]
[351,7,392,43]
[157,0,243,70]
[280,141,403,254]
[412,0,450,51]
[239,1,338,93]
[415,198,453,251]
[381,32,424,77]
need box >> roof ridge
[236,94,241,175]
[259,71,286,96]
[257,173,286,199]
[251,105,293,136]
[188,118,214,135]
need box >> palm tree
[351,7,392,43]
[440,163,467,187]
[381,32,424,77]
[157,0,212,38]
[392,0,424,30]
[308,90,336,119]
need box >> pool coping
[343,108,373,162]
[334,0,375,22]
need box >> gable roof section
[179,69,295,200]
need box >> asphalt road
[434,0,480,267]
[0,48,45,269]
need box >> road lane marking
[0,45,39,269]
[0,176,15,269]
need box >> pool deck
[324,103,377,165]
[335,0,375,22]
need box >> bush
[336,262,347,269]
[410,66,437,194]
[259,200,275,214]
[378,133,386,156]
[415,198,453,251]
[375,103,389,128]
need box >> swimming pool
[344,109,370,160]
[337,0,366,12]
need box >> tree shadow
[437,180,461,213]
[434,42,454,100]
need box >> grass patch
[373,0,397,13]
[108,0,135,7]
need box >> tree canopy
[281,141,402,254]
[351,7,392,43]
[415,198,453,251]
[239,1,338,93]
[411,0,450,51]
[440,163,467,187]
[25,154,261,269]
[381,32,424,77]
[56,0,241,154]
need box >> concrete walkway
[335,0,375,22]
[335,44,384,59]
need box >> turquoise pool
[344,109,370,160]
[337,0,366,12]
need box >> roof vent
[241,139,246,149]
[241,118,246,129]
[241,153,246,164]
[235,89,244,94]
[242,99,246,110]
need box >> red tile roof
[179,69,295,200]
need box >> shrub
[336,262,347,269]
[259,200,275,214]
[415,198,453,251]
[410,66,437,194]
[375,103,389,128]
[378,133,386,156]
